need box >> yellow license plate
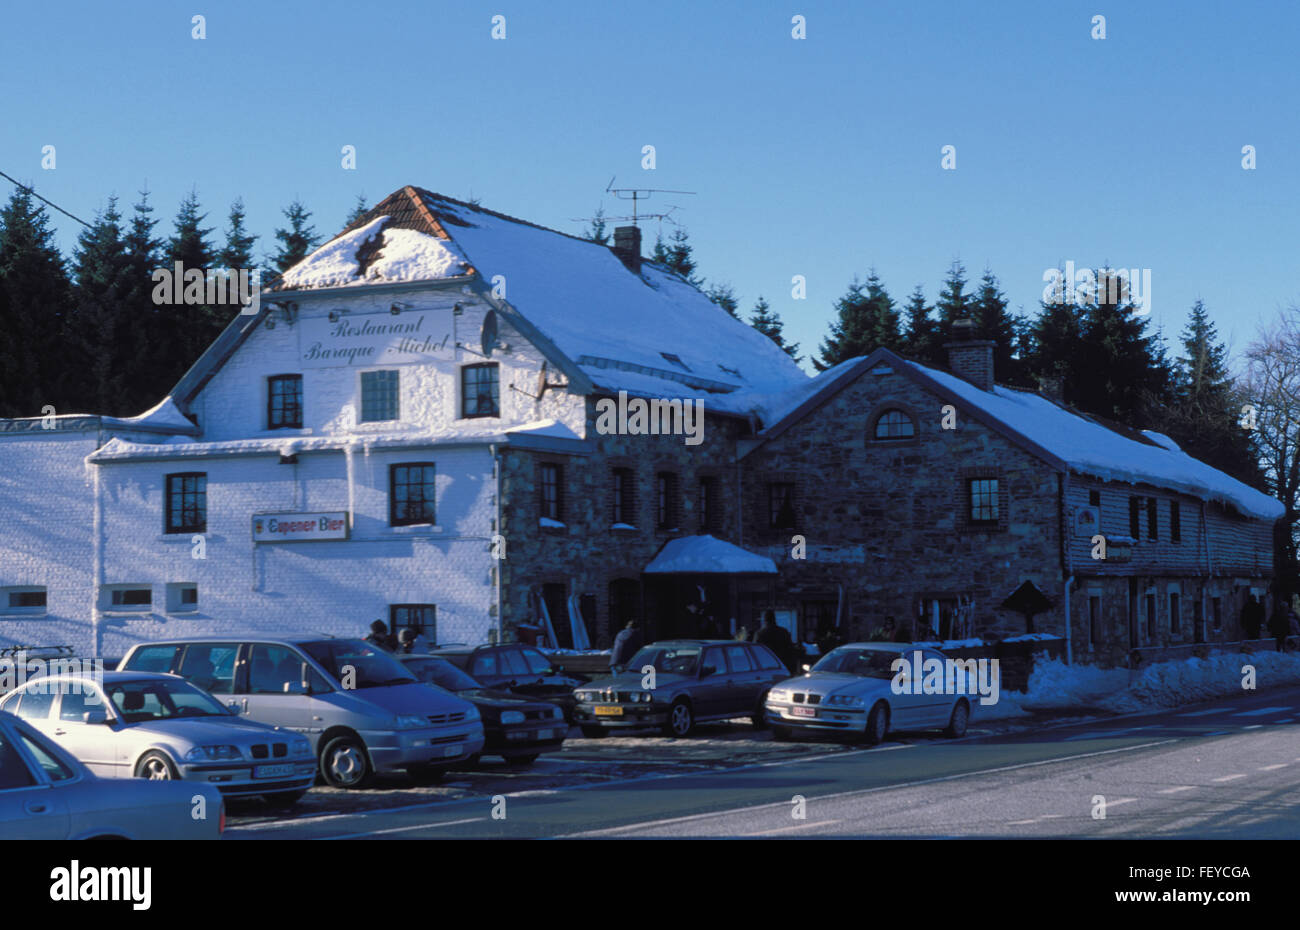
[593,705,624,716]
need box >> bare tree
[1242,308,1300,601]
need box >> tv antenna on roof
[603,176,695,225]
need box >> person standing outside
[755,610,797,674]
[609,620,642,674]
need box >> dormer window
[873,409,915,440]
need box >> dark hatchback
[397,655,568,765]
[573,640,789,738]
[428,644,587,721]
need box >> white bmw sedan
[0,672,316,805]
[765,643,976,744]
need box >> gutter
[491,443,504,644]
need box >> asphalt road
[225,685,1300,839]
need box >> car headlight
[826,695,864,707]
[576,691,595,702]
[291,740,311,757]
[465,706,480,722]
[396,715,427,729]
[768,690,789,702]
[185,744,243,762]
[501,710,525,725]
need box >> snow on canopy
[644,534,778,574]
[103,395,196,431]
[911,361,1283,520]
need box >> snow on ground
[977,650,1300,721]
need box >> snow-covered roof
[644,535,778,574]
[273,186,807,402]
[100,396,197,432]
[908,360,1283,520]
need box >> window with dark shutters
[1170,500,1181,543]
[1147,497,1158,540]
[165,473,207,534]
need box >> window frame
[390,604,437,642]
[767,482,796,531]
[1146,496,1158,541]
[267,374,303,429]
[539,462,564,523]
[460,363,500,419]
[389,462,437,527]
[655,471,681,531]
[1170,500,1181,543]
[872,408,916,441]
[164,472,207,535]
[359,369,400,423]
[967,477,1000,525]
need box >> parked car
[396,655,567,765]
[0,672,317,806]
[0,710,223,839]
[572,639,789,737]
[118,636,484,788]
[429,643,587,720]
[765,642,973,744]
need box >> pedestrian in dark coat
[1242,597,1264,639]
[755,610,797,673]
[365,619,398,652]
[1267,603,1289,653]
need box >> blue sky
[3,0,1296,371]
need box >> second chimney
[944,318,995,392]
[612,225,642,274]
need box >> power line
[0,170,92,228]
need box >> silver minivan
[118,636,485,788]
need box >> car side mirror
[82,710,109,725]
[701,665,717,677]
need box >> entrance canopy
[644,535,778,575]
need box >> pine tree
[704,282,739,318]
[0,185,75,416]
[972,268,1027,385]
[814,271,900,370]
[344,194,369,227]
[661,226,698,284]
[750,296,801,362]
[218,198,257,271]
[271,199,320,273]
[900,285,943,366]
[123,188,174,405]
[1162,300,1262,484]
[583,206,609,246]
[166,187,218,367]
[1024,282,1085,403]
[69,197,135,414]
[934,261,973,328]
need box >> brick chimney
[944,318,995,391]
[612,225,642,273]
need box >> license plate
[593,705,623,717]
[441,743,463,757]
[536,729,555,740]
[791,706,817,718]
[253,763,295,778]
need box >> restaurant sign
[252,512,349,542]
[298,309,454,368]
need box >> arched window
[873,409,915,440]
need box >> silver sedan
[0,672,316,804]
[0,710,223,839]
[765,643,975,744]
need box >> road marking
[1212,774,1248,783]
[320,816,485,840]
[740,819,842,836]
[1259,763,1289,771]
[1242,725,1264,730]
[1063,726,1152,742]
[1232,706,1289,717]
[1158,786,1196,794]
[1007,818,1039,825]
[1177,709,1226,718]
[561,738,1180,837]
[1107,798,1138,807]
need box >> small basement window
[103,586,152,612]
[1,587,47,615]
[167,583,199,614]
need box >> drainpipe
[491,443,504,644]
[91,462,104,659]
[1064,575,1075,666]
[1059,471,1073,664]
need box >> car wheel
[771,724,792,742]
[405,764,446,785]
[944,699,970,738]
[580,726,607,738]
[751,692,769,729]
[862,701,889,745]
[134,750,178,781]
[319,735,372,789]
[663,699,694,737]
[264,790,307,808]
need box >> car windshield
[301,640,417,689]
[106,678,230,722]
[401,657,481,691]
[625,645,701,676]
[811,648,899,680]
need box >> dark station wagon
[573,640,789,738]
[428,644,587,721]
